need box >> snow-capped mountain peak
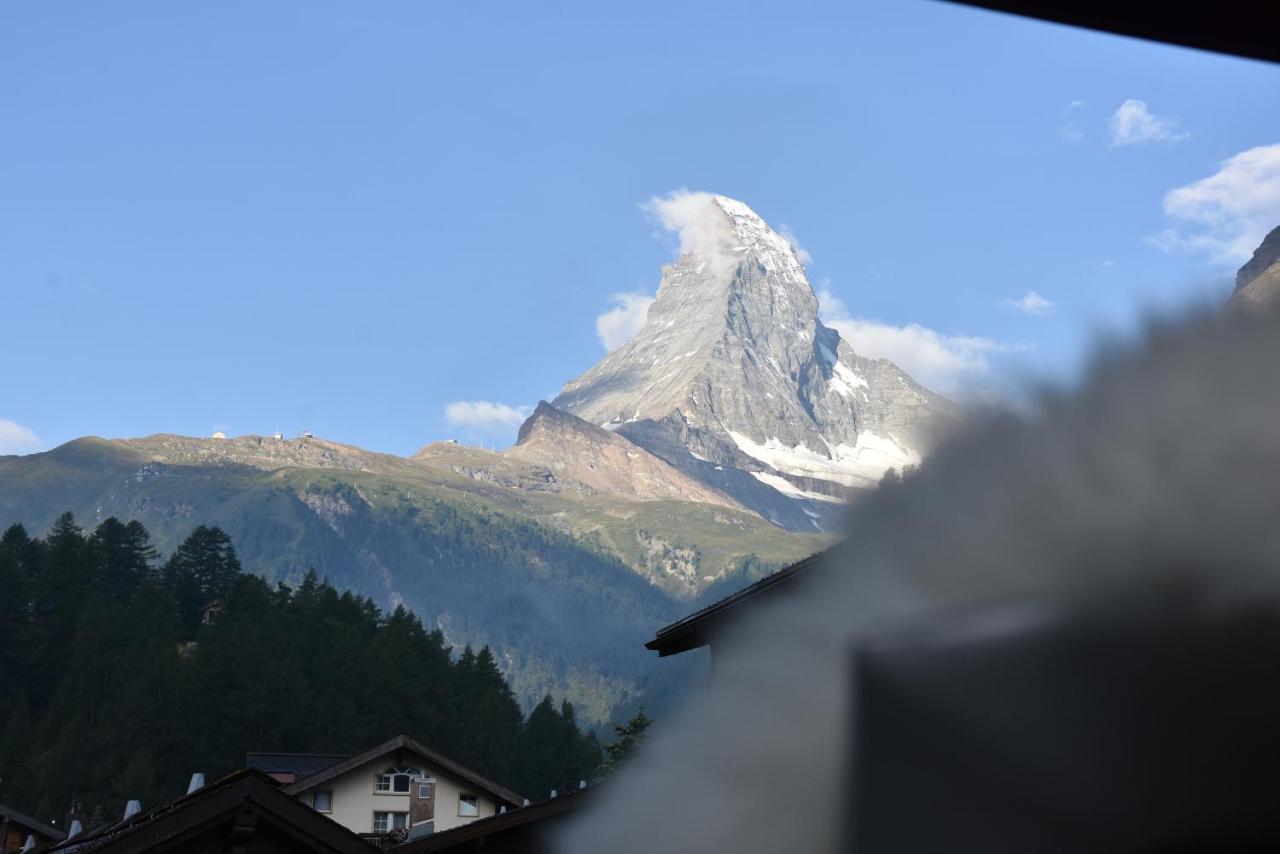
[553,194,953,530]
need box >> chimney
[67,819,83,838]
[187,773,205,794]
[123,800,141,820]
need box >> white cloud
[1000,290,1056,316]
[1151,143,1280,265]
[778,224,812,266]
[818,289,1015,398]
[596,291,656,351]
[443,401,532,435]
[643,189,740,279]
[0,418,43,455]
[1060,100,1086,143]
[1108,99,1188,147]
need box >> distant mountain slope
[553,194,954,531]
[0,433,823,722]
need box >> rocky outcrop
[506,402,743,510]
[1230,226,1280,310]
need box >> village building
[0,803,65,852]
[247,735,523,840]
[199,600,223,626]
[44,769,374,854]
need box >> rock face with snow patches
[552,194,954,530]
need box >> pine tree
[29,513,90,703]
[0,543,31,697]
[466,647,523,785]
[557,700,601,792]
[602,710,652,774]
[164,525,241,637]
[89,517,158,601]
[521,696,564,798]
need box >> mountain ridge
[0,431,825,723]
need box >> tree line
[0,513,613,827]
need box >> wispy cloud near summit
[443,401,531,437]
[1150,143,1280,265]
[643,189,740,279]
[596,292,655,352]
[817,289,1013,399]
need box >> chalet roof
[245,751,348,780]
[0,802,66,841]
[281,735,524,808]
[387,786,599,854]
[645,549,830,657]
[47,769,374,854]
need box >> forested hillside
[0,515,603,826]
[0,437,816,722]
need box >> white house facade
[250,735,523,839]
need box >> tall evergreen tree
[164,525,241,636]
[29,513,90,702]
[88,517,157,601]
[0,543,31,694]
[601,710,652,774]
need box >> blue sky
[2,0,1278,455]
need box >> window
[458,795,478,817]
[311,789,332,813]
[417,781,433,799]
[374,766,419,794]
[372,812,408,833]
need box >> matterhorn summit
[551,193,953,530]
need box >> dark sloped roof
[646,549,829,657]
[245,752,349,779]
[47,769,374,854]
[0,802,66,841]
[388,786,599,854]
[281,735,524,807]
[941,0,1277,64]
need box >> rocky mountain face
[1230,225,1280,310]
[553,195,953,531]
[506,402,743,510]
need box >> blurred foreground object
[852,589,1280,853]
[942,0,1278,64]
